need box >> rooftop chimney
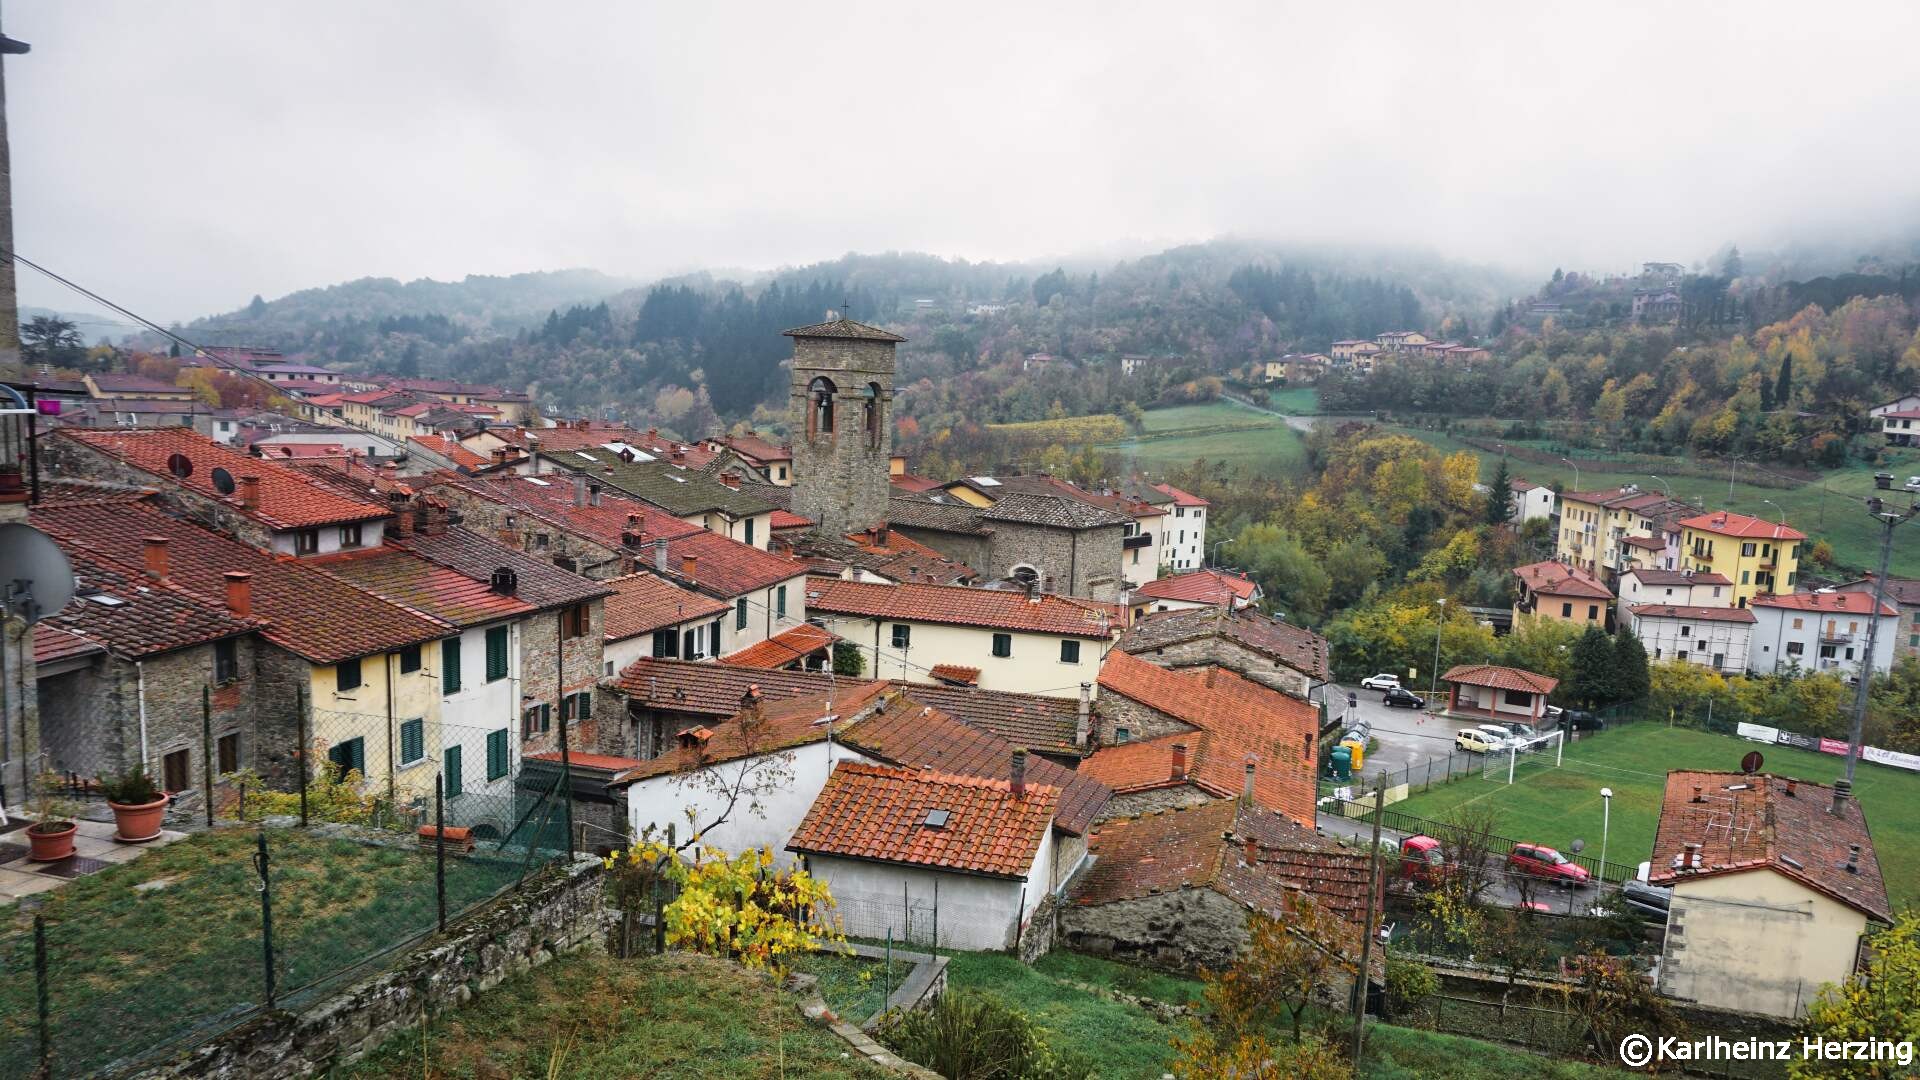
[718,472,739,489]
[1243,834,1258,867]
[142,535,170,581]
[1785,777,1798,798]
[1241,756,1256,805]
[1171,742,1189,781]
[1684,842,1703,869]
[1845,844,1862,874]
[1010,748,1027,798]
[237,475,261,510]
[1075,682,1092,749]
[653,537,668,573]
[572,473,588,507]
[492,447,508,467]
[681,554,698,582]
[1831,776,1853,815]
[1692,784,1705,803]
[223,571,253,619]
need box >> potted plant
[101,763,169,843]
[26,771,78,861]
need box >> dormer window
[294,528,320,555]
[339,523,363,549]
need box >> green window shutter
[400,718,424,764]
[745,518,755,546]
[486,626,509,681]
[776,584,787,619]
[736,598,748,630]
[487,729,509,780]
[992,633,1012,658]
[442,637,462,694]
[443,746,462,798]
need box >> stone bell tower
[785,316,903,538]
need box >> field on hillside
[1391,724,1920,910]
[1390,425,1920,576]
[1103,400,1308,476]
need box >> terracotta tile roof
[1151,482,1208,508]
[540,448,777,518]
[1629,603,1756,623]
[308,547,537,628]
[770,510,813,529]
[408,434,488,470]
[1512,560,1613,600]
[780,529,978,586]
[1074,800,1375,924]
[782,317,906,342]
[1751,591,1898,617]
[605,658,845,716]
[887,682,1082,757]
[1624,568,1732,586]
[396,526,613,610]
[31,625,103,666]
[88,373,188,394]
[609,682,893,784]
[31,497,445,664]
[1442,664,1557,694]
[806,577,1119,638]
[666,529,809,596]
[1648,771,1890,923]
[1879,409,1920,421]
[886,497,992,536]
[978,492,1129,530]
[525,750,647,773]
[254,443,350,461]
[1621,535,1667,552]
[601,572,730,642]
[1680,510,1807,542]
[1836,576,1920,608]
[930,664,981,685]
[431,473,701,552]
[1093,652,1319,824]
[890,474,944,494]
[787,762,1056,878]
[1117,606,1330,682]
[722,624,837,669]
[711,431,791,463]
[1133,568,1259,606]
[51,428,391,530]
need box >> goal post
[1481,729,1565,784]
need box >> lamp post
[1430,598,1447,700]
[1210,537,1235,568]
[1599,787,1613,881]
[1560,457,1580,492]
[1649,475,1672,500]
[1760,498,1785,525]
[1837,494,1919,809]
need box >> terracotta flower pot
[109,794,170,843]
[27,821,77,862]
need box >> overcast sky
[10,2,1920,324]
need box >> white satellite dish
[0,522,75,626]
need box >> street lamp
[1210,537,1235,567]
[1560,457,1581,492]
[1429,598,1447,700]
[1599,787,1613,881]
[1649,475,1672,500]
[1760,498,1786,525]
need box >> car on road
[1619,879,1673,921]
[1360,674,1402,691]
[1455,728,1503,753]
[1382,686,1427,709]
[1501,721,1541,741]
[1546,705,1603,731]
[1507,843,1590,887]
[1398,835,1451,885]
[1476,724,1520,750]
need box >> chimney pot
[681,554,698,581]
[142,535,171,581]
[1241,756,1256,804]
[223,571,253,619]
[1010,748,1028,798]
[1846,843,1862,873]
[653,537,668,573]
[1692,784,1704,803]
[1171,742,1189,781]
[1243,835,1258,866]
[572,474,588,507]
[1075,681,1092,749]
[1785,777,1798,797]
[237,474,262,510]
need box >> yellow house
[1650,771,1890,1018]
[1678,510,1804,607]
[1554,485,1673,576]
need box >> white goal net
[1481,728,1565,783]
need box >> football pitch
[1390,724,1920,910]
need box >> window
[442,637,462,694]
[561,603,590,639]
[1792,617,1804,630]
[1561,602,1573,618]
[1787,641,1805,656]
[217,732,240,774]
[736,598,748,631]
[162,749,190,792]
[652,628,679,658]
[1587,605,1598,621]
[294,528,320,555]
[991,633,1013,658]
[560,690,592,722]
[486,729,510,780]
[1741,542,1756,557]
[1677,650,1689,661]
[863,382,882,446]
[809,376,836,434]
[1712,653,1725,669]
[1680,625,1691,637]
[892,624,911,650]
[1115,726,1131,742]
[684,627,706,659]
[1503,689,1532,707]
[336,658,362,693]
[1060,640,1081,664]
[744,518,755,547]
[339,523,363,549]
[443,746,463,797]
[1741,571,1750,584]
[486,626,510,681]
[776,584,787,619]
[777,466,787,481]
[328,736,366,778]
[553,556,578,573]
[710,621,721,657]
[400,644,422,674]
[1911,634,1919,649]
[399,718,425,765]
[522,703,551,739]
[214,638,239,684]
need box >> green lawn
[1390,425,1920,576]
[1391,724,1920,909]
[1104,400,1309,476]
[786,950,914,1024]
[1261,385,1322,414]
[338,950,886,1079]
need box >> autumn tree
[1790,914,1920,1080]
[1561,950,1682,1067]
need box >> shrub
[100,763,161,805]
[1385,957,1439,1016]
[604,842,845,977]
[881,988,1094,1080]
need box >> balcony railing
[1122,534,1153,550]
[1821,630,1854,644]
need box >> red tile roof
[601,572,731,642]
[255,443,350,460]
[88,373,189,394]
[787,761,1057,878]
[395,526,614,611]
[722,624,837,669]
[889,683,1083,757]
[1151,482,1208,508]
[711,431,791,463]
[32,625,103,666]
[1649,771,1890,923]
[525,750,647,773]
[667,529,808,596]
[605,658,849,717]
[31,497,446,664]
[770,510,813,529]
[806,577,1119,638]
[930,664,982,685]
[1679,510,1807,541]
[1751,591,1898,617]
[1512,560,1612,600]
[611,683,892,784]
[1629,604,1757,623]
[51,428,390,530]
[434,472,701,551]
[1133,568,1259,606]
[308,547,537,627]
[889,474,944,494]
[1442,664,1558,695]
[1117,606,1330,682]
[40,546,263,659]
[409,434,488,470]
[1625,568,1731,586]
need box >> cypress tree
[1613,626,1651,703]
[1775,356,1793,408]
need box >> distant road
[1218,392,1367,433]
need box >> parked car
[1476,724,1519,750]
[1382,687,1426,709]
[1507,843,1590,887]
[1399,835,1451,885]
[1501,721,1541,740]
[1619,879,1673,921]
[1455,728,1503,753]
[1360,673,1402,691]
[1562,710,1604,731]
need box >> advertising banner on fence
[1820,738,1851,756]
[1776,730,1822,752]
[1864,745,1920,773]
[1737,722,1780,744]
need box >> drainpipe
[385,652,396,804]
[135,659,150,770]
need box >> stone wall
[1100,785,1213,820]
[519,602,607,757]
[1061,886,1251,971]
[1125,635,1312,699]
[123,859,607,1080]
[1019,890,1059,963]
[886,526,991,576]
[984,520,1124,602]
[1096,693,1195,745]
[433,485,627,580]
[789,336,895,539]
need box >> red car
[1507,843,1590,887]
[1399,835,1451,885]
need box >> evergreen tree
[247,294,268,318]
[1613,626,1651,702]
[1566,626,1621,708]
[1760,377,1774,412]
[1721,246,1743,279]
[1774,356,1793,408]
[1486,459,1512,525]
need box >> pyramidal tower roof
[781,317,906,343]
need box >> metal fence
[831,879,994,953]
[1324,797,1641,886]
[1319,745,1485,799]
[0,735,576,1079]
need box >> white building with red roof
[1127,568,1260,620]
[1749,590,1899,678]
[1625,603,1755,674]
[1151,482,1208,571]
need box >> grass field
[1390,425,1920,576]
[1103,399,1309,476]
[1391,725,1920,909]
[1261,385,1321,414]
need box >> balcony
[1122,534,1153,551]
[1821,630,1854,645]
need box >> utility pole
[0,12,26,367]
[1838,497,1916,808]
[1352,769,1386,1063]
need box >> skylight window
[970,476,1000,486]
[573,451,597,460]
[921,809,951,828]
[524,477,551,486]
[86,594,127,607]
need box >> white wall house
[717,572,811,657]
[1120,510,1166,585]
[437,619,524,829]
[1749,592,1899,678]
[1160,499,1208,572]
[1616,569,1733,626]
[1626,605,1754,674]
[1508,480,1556,523]
[624,737,882,861]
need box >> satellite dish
[1741,750,1764,775]
[166,452,193,479]
[1568,838,1586,854]
[210,467,237,496]
[0,523,75,626]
